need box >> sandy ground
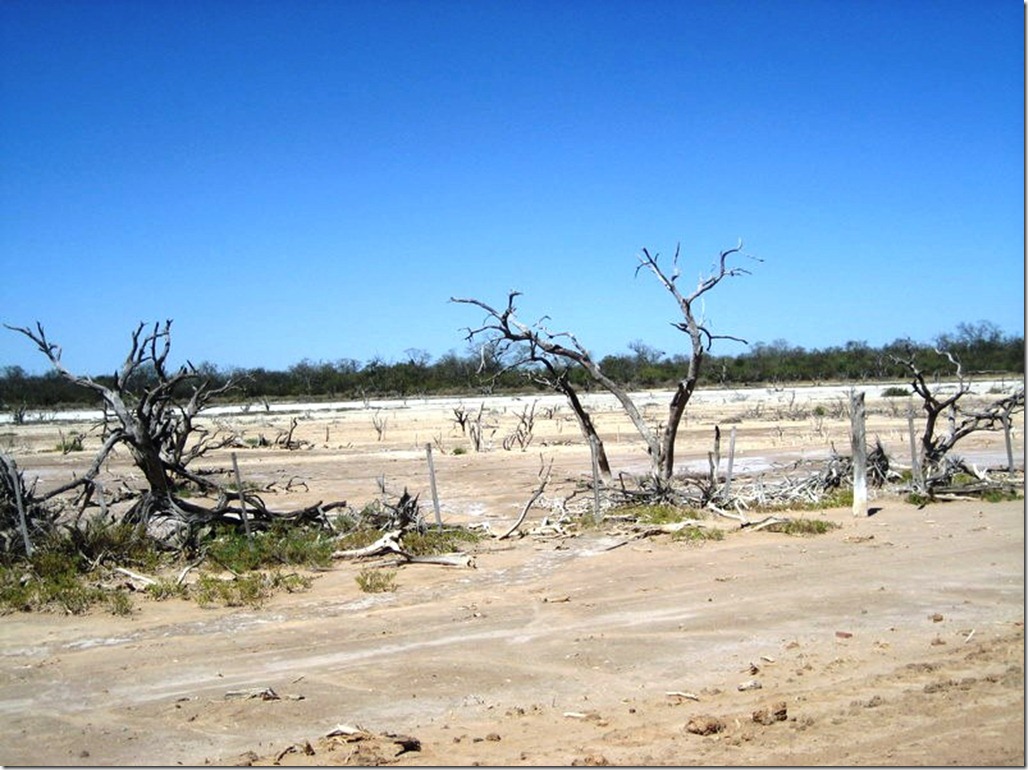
[0,384,1023,766]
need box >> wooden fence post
[907,402,923,491]
[850,390,867,517]
[589,434,603,524]
[231,452,253,547]
[1002,414,1014,472]
[425,443,443,530]
[723,426,737,501]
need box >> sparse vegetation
[762,518,840,536]
[54,431,84,453]
[192,570,313,609]
[402,526,481,556]
[672,525,725,543]
[146,577,189,601]
[982,487,1021,503]
[202,522,336,573]
[615,503,705,525]
[355,568,397,593]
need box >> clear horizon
[2,1,1023,376]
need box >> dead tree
[890,346,1025,490]
[634,242,755,478]
[0,451,59,556]
[453,241,755,480]
[449,300,613,476]
[6,321,345,547]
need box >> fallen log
[633,519,712,539]
[225,687,280,701]
[331,530,404,559]
[331,530,474,568]
[742,515,791,532]
[113,566,157,587]
[404,553,476,568]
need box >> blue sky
[1,0,1023,376]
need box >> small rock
[752,701,788,725]
[835,631,853,639]
[686,715,726,735]
[738,679,763,691]
[752,708,773,725]
[485,733,501,742]
[572,754,611,766]
[930,613,944,622]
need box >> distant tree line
[1,321,1022,411]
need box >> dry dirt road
[0,386,1023,766]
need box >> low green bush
[204,522,335,573]
[615,504,704,525]
[403,526,480,556]
[763,518,840,536]
[672,525,724,543]
[355,568,397,593]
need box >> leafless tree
[502,400,537,451]
[890,345,1025,490]
[6,321,344,547]
[453,241,756,480]
[450,294,615,475]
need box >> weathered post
[589,434,603,524]
[425,443,443,530]
[723,426,737,501]
[1002,414,1014,472]
[850,390,867,517]
[231,452,253,547]
[906,401,923,491]
[707,426,721,490]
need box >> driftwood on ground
[331,529,475,568]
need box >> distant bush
[762,518,840,536]
[356,568,397,593]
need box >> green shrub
[0,553,107,615]
[193,572,270,608]
[355,568,397,593]
[106,591,134,616]
[881,386,910,397]
[55,432,84,453]
[672,525,724,543]
[70,518,162,572]
[982,487,1022,503]
[192,568,314,609]
[616,504,703,525]
[402,526,480,556]
[204,522,335,573]
[333,527,383,552]
[763,518,840,536]
[146,578,189,601]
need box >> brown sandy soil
[0,385,1023,766]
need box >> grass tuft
[355,568,397,593]
[763,518,840,536]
